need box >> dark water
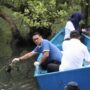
[0,56,39,90]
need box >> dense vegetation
[0,0,89,56]
[0,0,90,90]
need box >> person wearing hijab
[64,11,86,40]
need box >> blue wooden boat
[34,28,90,90]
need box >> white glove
[82,29,86,32]
[12,58,20,64]
[34,61,40,66]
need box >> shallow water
[0,56,39,90]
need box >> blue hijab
[69,12,83,32]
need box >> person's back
[60,39,88,71]
[45,39,62,61]
[60,31,90,71]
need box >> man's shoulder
[42,39,50,43]
[63,39,71,45]
[43,39,49,41]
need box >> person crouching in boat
[11,32,62,72]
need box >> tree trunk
[0,11,25,56]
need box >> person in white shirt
[64,21,75,40]
[60,31,90,71]
[43,31,90,72]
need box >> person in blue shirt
[12,32,62,72]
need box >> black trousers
[40,60,60,72]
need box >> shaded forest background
[0,0,90,90]
[0,0,90,57]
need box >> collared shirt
[59,39,90,71]
[33,39,62,62]
[64,21,75,39]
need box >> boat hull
[36,67,90,90]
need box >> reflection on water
[0,56,39,90]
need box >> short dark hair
[64,81,80,90]
[70,31,80,39]
[32,32,42,38]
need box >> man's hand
[12,58,20,64]
[34,61,40,66]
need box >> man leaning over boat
[11,32,62,72]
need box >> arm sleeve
[64,21,75,39]
[42,41,50,52]
[65,21,75,31]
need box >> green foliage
[0,0,82,29]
